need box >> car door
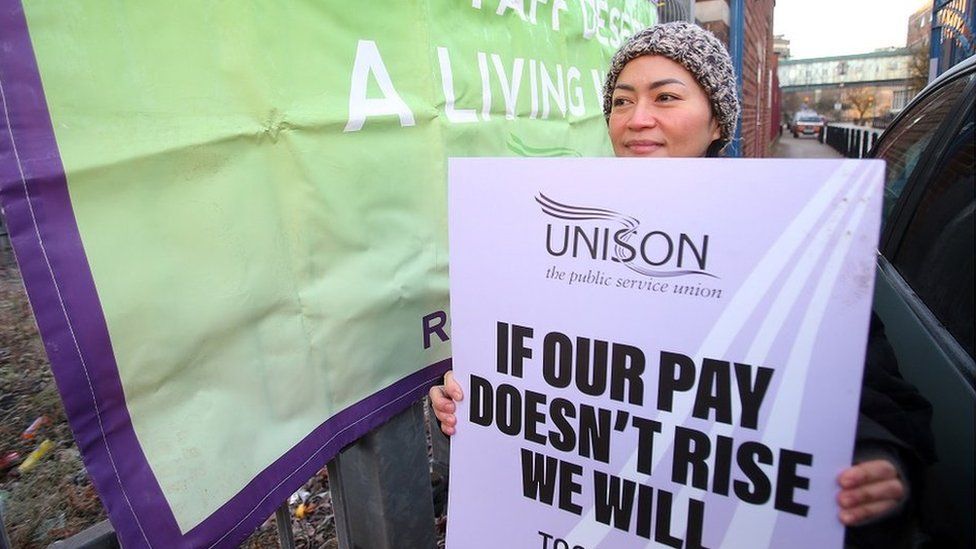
[872,65,975,549]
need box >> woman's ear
[710,118,721,141]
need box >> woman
[431,21,929,540]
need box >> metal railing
[44,397,450,549]
[0,210,9,260]
[822,124,883,158]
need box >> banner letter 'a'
[345,39,416,132]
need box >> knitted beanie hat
[602,22,740,147]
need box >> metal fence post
[0,506,11,549]
[327,400,435,549]
[275,503,296,549]
[0,210,9,263]
[47,521,119,549]
[427,399,451,480]
[728,0,745,157]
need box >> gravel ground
[0,247,109,546]
[0,244,446,547]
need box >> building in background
[908,1,934,50]
[778,0,972,129]
[778,49,914,127]
[773,34,791,59]
[907,2,935,96]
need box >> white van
[791,110,824,138]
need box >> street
[772,134,844,158]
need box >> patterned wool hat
[602,21,740,148]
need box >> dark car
[869,55,974,548]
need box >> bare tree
[846,87,876,124]
[908,44,929,93]
[814,89,843,121]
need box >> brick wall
[742,0,777,157]
[696,0,777,157]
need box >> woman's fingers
[444,370,464,401]
[838,498,900,526]
[429,371,464,436]
[837,477,904,508]
[836,459,905,526]
[429,385,455,411]
[837,459,898,489]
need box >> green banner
[4,1,656,544]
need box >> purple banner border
[0,2,452,547]
[188,359,451,548]
[0,2,176,546]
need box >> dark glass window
[892,103,975,359]
[874,74,974,224]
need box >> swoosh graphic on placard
[564,160,871,547]
[719,171,878,548]
[654,167,874,548]
[536,192,639,226]
[648,167,876,548]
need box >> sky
[773,0,931,59]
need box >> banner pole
[274,503,296,549]
[327,400,436,549]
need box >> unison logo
[536,193,716,278]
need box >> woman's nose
[626,102,657,129]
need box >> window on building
[892,89,912,111]
[836,61,848,76]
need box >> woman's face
[608,55,721,158]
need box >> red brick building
[907,1,934,50]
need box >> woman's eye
[657,93,678,102]
[612,97,632,107]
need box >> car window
[891,103,975,359]
[874,74,974,224]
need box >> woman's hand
[837,459,906,526]
[429,370,464,436]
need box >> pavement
[771,133,843,159]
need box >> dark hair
[705,140,726,158]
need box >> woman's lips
[625,140,664,154]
